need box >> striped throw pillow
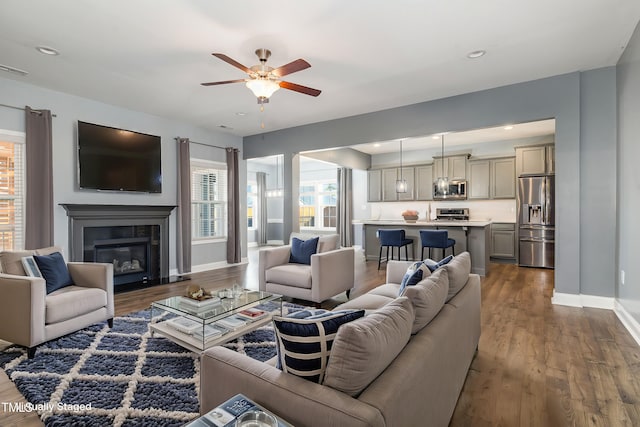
[272,309,365,383]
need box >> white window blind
[191,160,227,240]
[0,137,25,250]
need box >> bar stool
[377,229,413,270]
[419,230,455,261]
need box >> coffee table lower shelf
[149,315,273,353]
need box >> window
[247,181,257,229]
[299,179,337,230]
[0,133,25,251]
[191,160,227,240]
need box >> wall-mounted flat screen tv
[77,121,162,193]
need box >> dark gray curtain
[25,107,53,249]
[226,148,241,263]
[337,167,353,247]
[176,137,191,274]
[256,172,268,245]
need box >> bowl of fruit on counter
[402,210,419,223]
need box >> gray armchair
[258,234,355,304]
[0,246,114,358]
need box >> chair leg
[27,347,36,359]
[378,246,383,270]
[387,246,391,262]
[108,318,114,328]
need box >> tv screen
[77,121,162,193]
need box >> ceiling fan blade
[201,79,246,86]
[279,81,321,97]
[272,59,311,77]
[212,53,251,74]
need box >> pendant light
[396,139,407,193]
[266,155,283,197]
[435,134,449,196]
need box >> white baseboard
[552,291,640,347]
[551,291,615,309]
[248,242,258,248]
[614,301,640,347]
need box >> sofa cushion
[401,268,449,334]
[368,283,401,299]
[289,237,319,265]
[399,261,431,294]
[443,252,471,302]
[265,264,312,289]
[272,309,365,383]
[323,297,414,397]
[424,254,453,272]
[46,285,107,324]
[334,293,393,311]
[34,252,74,294]
[0,250,35,275]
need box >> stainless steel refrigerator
[518,175,554,268]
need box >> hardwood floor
[1,258,639,426]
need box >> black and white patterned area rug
[0,302,304,427]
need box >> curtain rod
[175,137,226,150]
[0,103,57,117]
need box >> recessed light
[504,126,514,130]
[373,143,381,147]
[467,50,486,59]
[36,46,60,56]
[235,112,247,116]
[432,136,440,140]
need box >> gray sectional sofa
[200,252,481,426]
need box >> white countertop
[355,219,491,227]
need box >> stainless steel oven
[433,180,467,200]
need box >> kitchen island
[354,220,491,276]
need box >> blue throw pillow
[33,252,73,294]
[424,255,454,272]
[289,237,319,265]
[398,261,431,295]
[272,309,365,383]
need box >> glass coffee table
[149,289,282,353]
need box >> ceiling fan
[201,48,321,104]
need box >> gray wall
[244,71,615,297]
[579,67,617,297]
[0,76,244,272]
[302,147,371,170]
[617,22,640,322]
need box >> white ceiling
[1,1,638,137]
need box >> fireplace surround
[61,204,175,288]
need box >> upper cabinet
[515,144,554,176]
[367,169,382,202]
[415,164,434,201]
[381,167,415,201]
[468,157,515,200]
[433,154,469,181]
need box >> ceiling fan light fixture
[246,78,280,100]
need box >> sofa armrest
[201,347,384,427]
[311,247,354,303]
[0,274,46,347]
[67,262,114,318]
[258,246,292,291]
[386,260,413,284]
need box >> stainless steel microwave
[433,180,467,200]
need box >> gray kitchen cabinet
[490,223,516,259]
[415,164,434,200]
[381,167,415,201]
[433,154,469,181]
[491,157,516,198]
[367,169,382,202]
[468,160,490,199]
[515,144,554,176]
